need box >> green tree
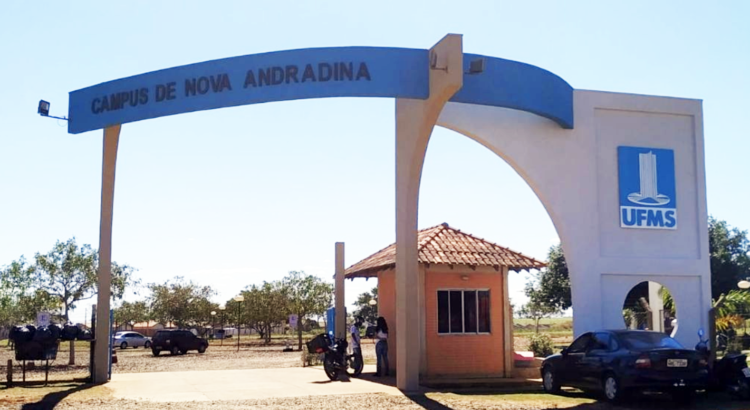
[709,217,750,299]
[352,287,378,324]
[0,257,52,327]
[282,271,333,350]
[4,239,138,364]
[523,244,571,316]
[517,298,557,334]
[32,238,137,322]
[232,281,288,344]
[148,277,217,331]
[114,300,150,330]
[528,217,750,313]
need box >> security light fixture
[467,58,486,75]
[429,51,448,72]
[369,299,377,306]
[233,295,245,302]
[37,99,68,121]
[38,100,50,116]
[739,278,750,289]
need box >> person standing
[350,316,363,366]
[374,316,389,377]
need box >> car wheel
[198,344,206,354]
[152,349,160,357]
[603,373,624,402]
[542,366,561,394]
[144,341,151,349]
[171,346,180,355]
[120,342,128,349]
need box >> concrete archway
[62,34,708,391]
[435,94,710,349]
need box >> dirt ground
[0,338,378,383]
[3,389,749,410]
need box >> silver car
[113,331,152,349]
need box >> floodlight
[36,99,67,121]
[467,58,486,74]
[38,100,50,116]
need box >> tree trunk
[297,312,303,351]
[66,306,75,365]
[534,317,540,334]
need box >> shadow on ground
[439,389,750,410]
[18,383,98,410]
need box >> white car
[113,331,152,349]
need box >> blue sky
[1,1,748,324]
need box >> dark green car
[151,330,208,356]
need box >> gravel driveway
[0,340,377,382]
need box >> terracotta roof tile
[344,223,546,278]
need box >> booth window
[437,290,490,334]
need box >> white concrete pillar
[502,267,512,377]
[335,242,346,339]
[395,34,463,391]
[93,124,121,383]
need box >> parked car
[151,329,208,356]
[113,331,151,349]
[541,330,708,403]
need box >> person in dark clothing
[374,316,389,377]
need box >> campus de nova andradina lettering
[90,61,372,114]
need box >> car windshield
[620,332,684,350]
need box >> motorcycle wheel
[346,355,364,377]
[734,377,750,400]
[323,354,339,381]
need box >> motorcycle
[307,333,363,381]
[696,328,750,399]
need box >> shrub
[726,338,744,355]
[529,333,554,357]
[301,350,324,367]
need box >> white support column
[93,124,121,383]
[395,34,463,391]
[335,242,346,339]
[503,267,513,377]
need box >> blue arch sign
[68,47,573,134]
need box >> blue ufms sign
[618,146,677,230]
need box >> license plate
[742,368,750,378]
[667,359,688,367]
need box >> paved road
[109,365,403,402]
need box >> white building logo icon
[627,151,670,206]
